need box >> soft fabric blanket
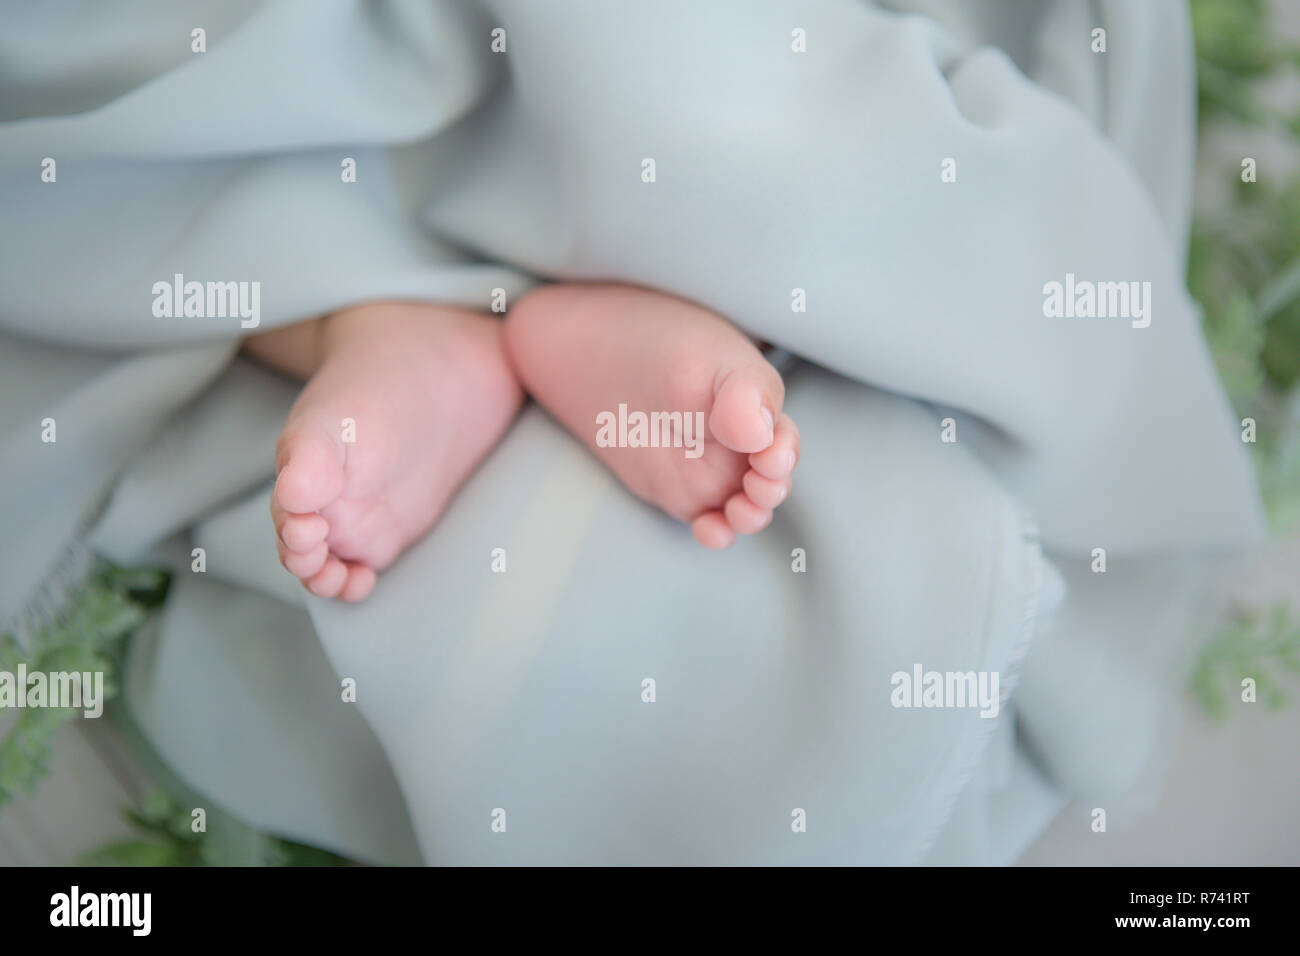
[0,0,1262,863]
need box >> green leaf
[80,840,193,868]
[1192,605,1300,718]
[0,559,164,807]
[81,789,356,867]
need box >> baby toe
[304,556,348,598]
[279,540,329,579]
[724,492,772,535]
[337,563,377,602]
[708,362,784,454]
[274,427,345,514]
[742,469,791,509]
[279,513,330,552]
[692,510,737,549]
[748,413,799,480]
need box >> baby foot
[504,283,799,548]
[271,302,523,600]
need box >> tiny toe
[304,556,348,598]
[724,492,772,535]
[337,564,376,602]
[270,495,287,533]
[280,540,329,579]
[748,413,799,480]
[279,513,330,552]
[692,510,737,549]
[709,361,785,454]
[742,469,791,509]
[274,428,344,514]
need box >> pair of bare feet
[245,284,800,601]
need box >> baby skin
[243,285,799,601]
